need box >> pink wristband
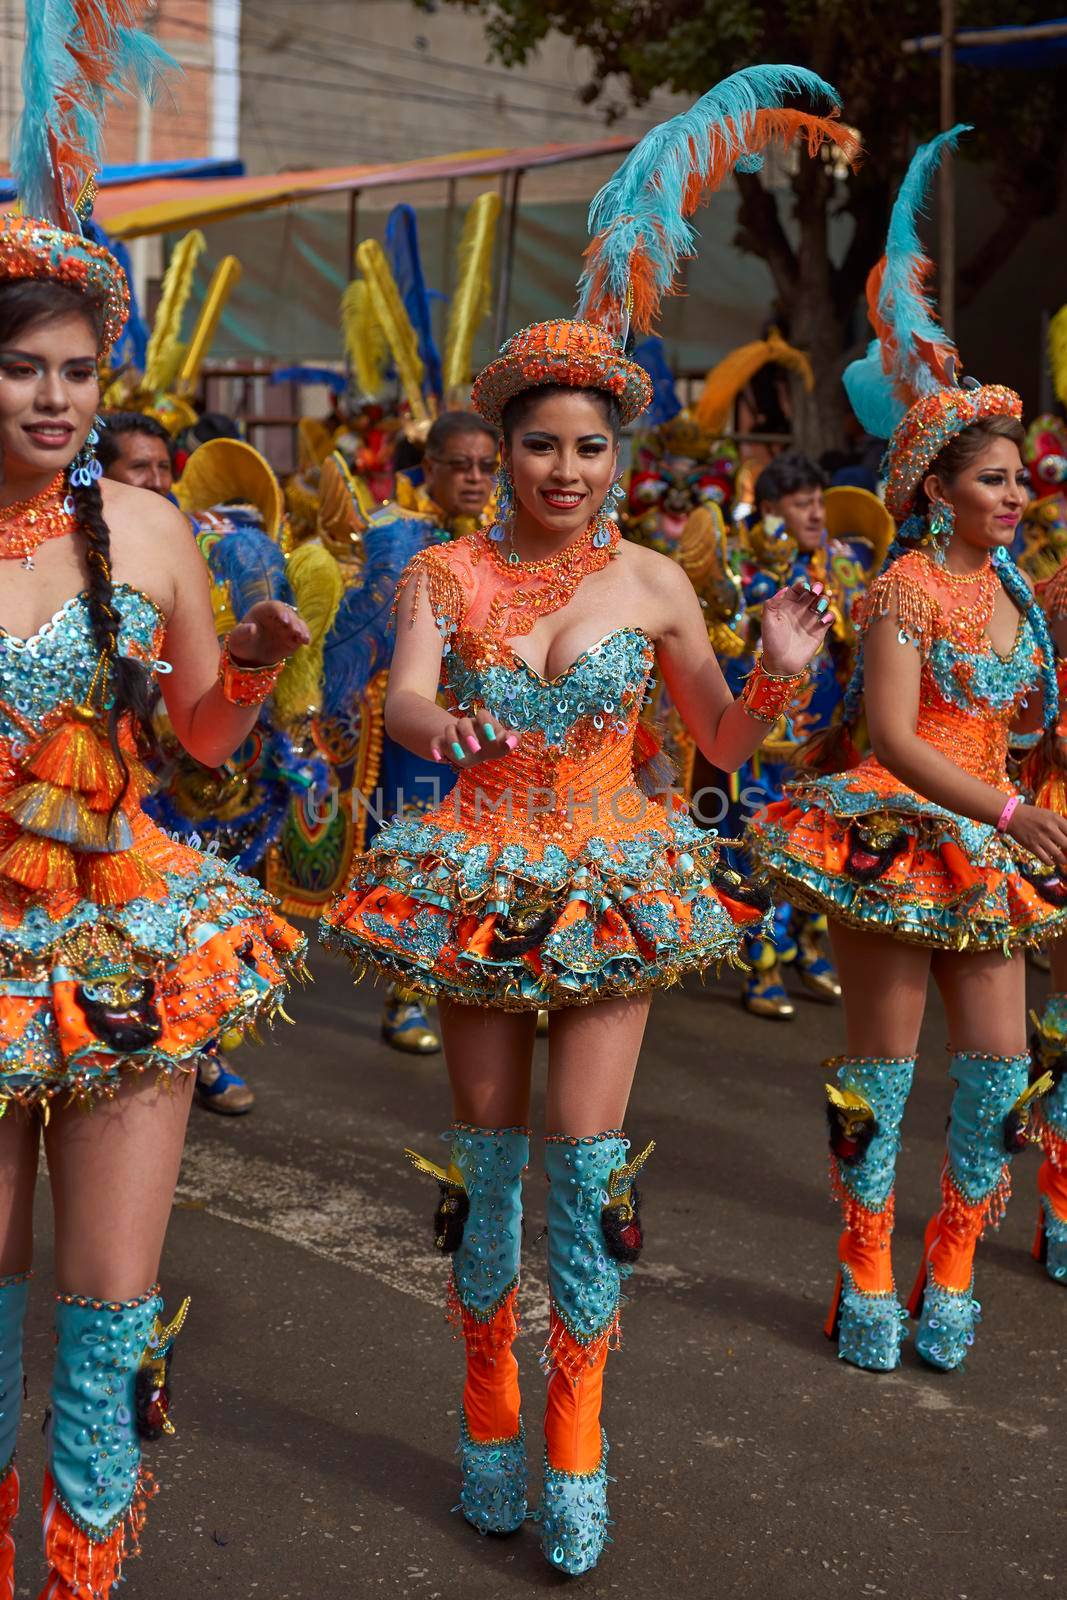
[996,794,1021,833]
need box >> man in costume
[717,452,890,1017]
[98,410,174,496]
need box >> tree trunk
[787,283,854,457]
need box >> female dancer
[0,19,308,1592]
[325,65,856,1573]
[747,127,1067,1376]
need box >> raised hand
[760,579,833,676]
[431,707,519,768]
[229,600,310,666]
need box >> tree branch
[733,171,798,302]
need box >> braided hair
[800,414,1057,772]
[0,280,160,807]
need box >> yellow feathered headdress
[143,230,207,395]
[176,438,285,540]
[355,238,431,426]
[1050,304,1067,411]
[341,280,389,401]
[443,191,501,399]
[695,328,814,435]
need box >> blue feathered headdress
[385,204,444,401]
[578,65,860,336]
[843,124,971,440]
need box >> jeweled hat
[0,215,130,356]
[472,319,653,429]
[884,383,1022,521]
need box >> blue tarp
[0,157,245,203]
[913,19,1067,69]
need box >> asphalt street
[13,937,1067,1599]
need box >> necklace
[0,473,74,570]
[481,510,621,642]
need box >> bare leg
[438,999,537,1126]
[545,994,652,1136]
[931,946,1027,1055]
[0,1110,40,1276]
[828,920,932,1056]
[45,1069,195,1298]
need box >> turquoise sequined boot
[40,1287,188,1598]
[910,1052,1036,1371]
[1031,994,1067,1283]
[824,1057,914,1371]
[536,1132,652,1576]
[409,1125,529,1535]
[0,1273,29,1599]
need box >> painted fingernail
[451,742,465,761]
[466,736,480,752]
[816,597,829,613]
[821,614,833,626]
[811,581,824,596]
[482,723,496,740]
[504,734,519,749]
[431,748,443,763]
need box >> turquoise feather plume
[578,64,856,333]
[844,124,971,439]
[13,0,175,228]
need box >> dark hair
[500,383,623,444]
[189,411,241,446]
[425,410,496,457]
[98,410,173,471]
[801,413,1056,773]
[754,452,828,506]
[0,281,158,803]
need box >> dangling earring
[608,473,626,507]
[67,417,104,500]
[487,460,513,544]
[927,497,955,563]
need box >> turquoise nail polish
[483,723,495,740]
[451,741,465,761]
[816,596,829,614]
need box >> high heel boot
[407,1125,529,1534]
[823,1057,914,1370]
[909,1052,1043,1370]
[536,1131,652,1576]
[0,1274,29,1600]
[1031,994,1067,1282]
[38,1287,188,1599]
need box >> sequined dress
[0,586,306,1107]
[322,530,770,1007]
[746,549,1067,950]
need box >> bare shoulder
[99,481,200,614]
[616,537,688,595]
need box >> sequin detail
[536,1431,610,1577]
[0,588,307,1107]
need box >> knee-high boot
[823,1056,914,1371]
[38,1288,188,1599]
[408,1124,529,1534]
[536,1131,652,1576]
[0,1274,29,1599]
[1031,994,1067,1282]
[909,1051,1041,1370]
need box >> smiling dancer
[0,10,307,1595]
[324,66,855,1574]
[748,127,1067,1375]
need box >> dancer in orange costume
[324,64,855,1575]
[748,127,1067,1375]
[0,10,309,1595]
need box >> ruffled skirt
[0,813,307,1109]
[321,796,769,1009]
[746,756,1067,952]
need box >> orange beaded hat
[473,67,858,431]
[844,124,1022,522]
[0,215,130,355]
[471,319,653,428]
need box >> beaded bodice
[858,550,1041,784]
[0,586,163,746]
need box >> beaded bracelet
[217,638,284,706]
[740,654,809,725]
